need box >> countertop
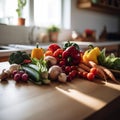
[0,41,120,57]
[73,41,120,47]
[0,43,49,57]
[0,62,120,120]
[63,41,120,49]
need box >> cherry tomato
[82,72,88,78]
[90,67,98,75]
[71,66,77,70]
[78,71,83,78]
[87,73,95,80]
[69,70,77,78]
[67,75,72,82]
[65,66,72,74]
[60,65,65,71]
[59,60,65,67]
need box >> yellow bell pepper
[31,43,44,59]
[83,45,100,64]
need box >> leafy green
[97,48,106,66]
[31,57,48,72]
[31,58,51,84]
[9,51,30,64]
[98,48,120,70]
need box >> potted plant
[47,25,60,42]
[16,0,27,26]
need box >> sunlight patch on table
[56,87,106,110]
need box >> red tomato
[90,67,98,75]
[78,71,83,78]
[65,66,72,74]
[59,60,65,67]
[67,75,72,82]
[71,66,77,70]
[69,70,77,78]
[82,72,88,78]
[87,73,95,80]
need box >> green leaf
[97,48,106,66]
[98,48,120,70]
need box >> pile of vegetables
[0,42,120,85]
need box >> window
[34,0,62,28]
[0,0,17,24]
[0,0,62,27]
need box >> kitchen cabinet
[77,0,120,15]
[0,56,9,62]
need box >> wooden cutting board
[0,62,120,120]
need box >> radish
[22,73,28,82]
[14,73,21,81]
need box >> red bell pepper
[62,46,80,66]
[48,43,61,53]
[23,59,32,64]
[53,48,64,62]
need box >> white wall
[70,0,119,39]
[0,0,119,45]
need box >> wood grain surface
[0,62,120,120]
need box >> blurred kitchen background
[0,0,120,45]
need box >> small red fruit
[82,72,88,78]
[69,70,77,78]
[71,66,77,70]
[65,66,72,74]
[59,60,65,67]
[78,71,83,78]
[87,72,95,80]
[90,67,98,75]
[67,75,72,82]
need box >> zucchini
[27,63,40,72]
[22,65,41,82]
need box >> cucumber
[27,63,40,72]
[22,65,40,82]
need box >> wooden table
[0,62,120,120]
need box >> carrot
[99,66,120,84]
[88,61,97,68]
[88,61,107,82]
[78,67,86,73]
[79,63,91,72]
